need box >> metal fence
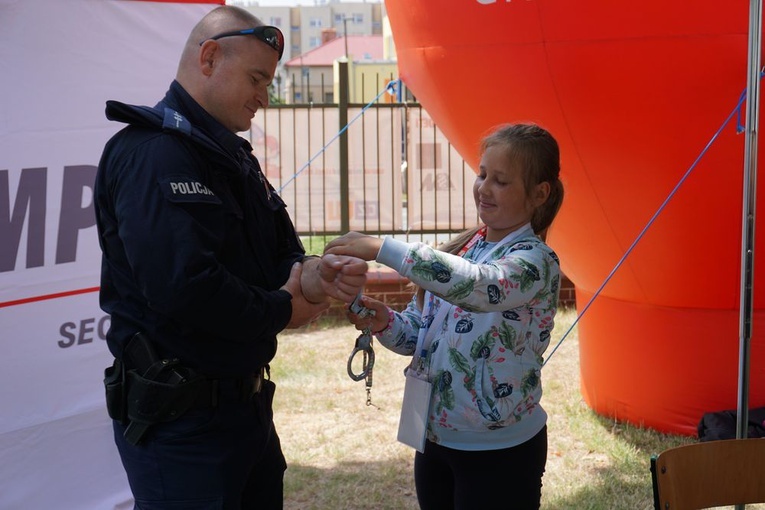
[247,64,480,247]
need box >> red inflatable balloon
[385,0,765,435]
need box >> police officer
[94,6,368,509]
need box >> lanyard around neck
[457,226,488,257]
[459,223,534,263]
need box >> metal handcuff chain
[346,294,377,407]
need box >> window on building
[309,17,323,28]
[309,36,322,48]
[353,13,363,23]
[270,16,282,26]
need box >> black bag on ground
[697,406,765,441]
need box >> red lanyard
[457,226,487,258]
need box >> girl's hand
[324,232,383,261]
[347,295,390,333]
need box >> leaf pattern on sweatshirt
[445,279,475,302]
[410,251,454,283]
[470,330,496,361]
[494,321,521,355]
[521,368,541,397]
[509,258,541,292]
[374,235,561,438]
[433,369,455,415]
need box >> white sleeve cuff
[376,237,410,273]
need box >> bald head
[177,6,264,80]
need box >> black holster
[104,358,127,424]
[103,332,202,446]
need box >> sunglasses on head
[199,26,284,60]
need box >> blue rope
[277,79,400,193]
[736,70,765,133]
[542,87,749,367]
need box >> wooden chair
[650,438,765,509]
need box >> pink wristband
[371,308,395,334]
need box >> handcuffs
[347,293,376,406]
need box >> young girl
[324,123,564,509]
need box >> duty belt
[108,332,272,446]
[198,366,268,407]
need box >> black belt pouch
[104,359,127,424]
[257,379,277,426]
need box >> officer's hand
[347,295,389,333]
[318,254,368,303]
[324,232,383,261]
[281,262,330,328]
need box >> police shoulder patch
[162,108,192,135]
[159,175,221,205]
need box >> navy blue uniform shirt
[95,81,304,377]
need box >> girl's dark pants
[414,425,548,510]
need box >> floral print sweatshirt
[375,226,560,450]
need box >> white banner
[0,1,217,508]
[406,108,479,230]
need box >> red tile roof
[284,35,383,67]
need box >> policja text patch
[159,175,221,205]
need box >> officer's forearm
[300,256,329,304]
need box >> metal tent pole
[737,0,763,451]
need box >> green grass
[272,307,745,509]
[300,235,335,256]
